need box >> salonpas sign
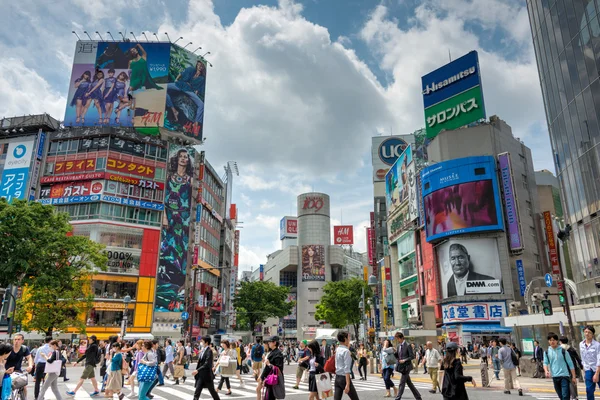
[421,51,486,139]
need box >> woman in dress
[305,340,324,400]
[173,340,186,385]
[109,72,131,125]
[138,341,157,400]
[102,69,116,124]
[214,340,236,395]
[128,44,163,91]
[440,342,476,400]
[70,71,92,124]
[105,342,125,400]
[84,70,106,125]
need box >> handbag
[137,354,157,383]
[44,351,62,374]
[316,373,333,399]
[264,366,279,386]
[174,365,185,379]
[272,367,286,399]
[1,375,11,400]
[301,369,309,383]
[220,355,231,365]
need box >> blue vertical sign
[259,264,264,281]
[36,132,46,160]
[516,259,526,296]
[196,204,202,222]
[374,295,381,331]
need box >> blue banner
[101,194,164,211]
[196,204,202,222]
[38,194,101,205]
[36,132,46,160]
[516,259,527,296]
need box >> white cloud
[259,200,276,210]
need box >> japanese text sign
[442,301,507,323]
[107,157,155,178]
[54,158,96,174]
[0,140,35,202]
[543,211,561,276]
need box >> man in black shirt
[67,335,101,397]
[5,334,33,373]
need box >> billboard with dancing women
[156,144,195,312]
[301,245,325,282]
[64,41,169,129]
[164,46,208,140]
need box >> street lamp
[121,294,132,337]
[367,275,379,373]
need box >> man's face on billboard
[450,248,470,278]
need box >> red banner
[54,158,96,174]
[334,225,354,245]
[287,219,298,234]
[543,211,561,277]
[107,157,155,178]
[367,227,375,266]
[40,172,104,184]
[105,173,164,190]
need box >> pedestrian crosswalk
[28,371,436,399]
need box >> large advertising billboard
[422,51,486,139]
[421,156,503,242]
[371,135,412,182]
[301,245,325,282]
[437,238,502,298]
[279,216,298,240]
[64,41,207,141]
[334,225,354,245]
[156,144,195,312]
[385,145,413,216]
[498,153,523,251]
[0,140,35,202]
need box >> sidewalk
[377,364,600,396]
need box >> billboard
[0,140,35,202]
[498,153,523,251]
[284,293,297,320]
[422,51,486,139]
[421,156,503,242]
[442,301,507,324]
[366,227,375,266]
[543,211,561,278]
[164,46,207,140]
[385,145,413,216]
[156,144,195,312]
[371,135,412,182]
[437,238,503,298]
[334,225,354,245]
[279,216,298,240]
[301,245,325,282]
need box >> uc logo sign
[13,145,27,159]
[378,138,407,166]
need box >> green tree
[0,200,107,335]
[233,281,294,334]
[315,278,373,340]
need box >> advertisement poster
[284,293,297,320]
[421,156,503,242]
[156,144,195,312]
[0,140,35,203]
[498,153,523,251]
[301,245,325,282]
[164,46,207,140]
[385,145,413,216]
[334,225,354,245]
[64,41,169,128]
[437,238,502,298]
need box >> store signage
[196,204,203,222]
[367,227,375,266]
[106,157,155,178]
[234,230,240,267]
[40,172,104,184]
[498,153,523,251]
[36,132,46,160]
[29,160,41,201]
[516,259,526,296]
[378,137,408,166]
[93,302,129,311]
[106,173,164,190]
[38,194,101,205]
[41,180,104,199]
[422,65,476,96]
[334,225,354,245]
[101,194,164,211]
[50,126,165,146]
[194,222,201,244]
[1,140,35,202]
[442,301,507,323]
[280,217,298,240]
[54,158,96,174]
[302,196,324,212]
[543,211,560,277]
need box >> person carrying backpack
[380,339,397,398]
[497,338,522,396]
[251,338,264,379]
[560,336,583,400]
[544,332,577,400]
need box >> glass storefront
[528,0,600,300]
[92,280,137,300]
[87,309,134,327]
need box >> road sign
[181,312,189,321]
[545,273,553,287]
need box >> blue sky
[0,0,553,274]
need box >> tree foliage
[315,278,373,339]
[232,281,294,333]
[0,200,107,335]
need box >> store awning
[461,324,513,334]
[315,329,338,340]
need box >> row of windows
[204,171,224,199]
[201,227,220,253]
[198,245,219,269]
[197,270,219,288]
[48,136,168,161]
[202,187,223,216]
[279,271,297,288]
[103,180,164,202]
[57,203,162,226]
[201,208,221,231]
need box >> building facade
[527,1,600,302]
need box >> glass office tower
[527,0,600,302]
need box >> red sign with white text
[234,230,240,267]
[40,180,104,199]
[287,219,298,234]
[334,225,354,245]
[367,227,375,266]
[107,157,155,178]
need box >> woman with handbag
[105,343,125,400]
[173,340,186,385]
[440,342,476,400]
[230,342,245,389]
[127,340,144,396]
[137,341,158,400]
[306,340,324,400]
[37,341,63,400]
[214,341,236,395]
[259,336,284,400]
[381,340,398,398]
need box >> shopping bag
[272,367,286,399]
[301,369,309,383]
[174,365,185,379]
[220,355,231,365]
[2,375,12,400]
[316,373,333,399]
[137,364,157,382]
[44,360,62,374]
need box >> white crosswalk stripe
[27,372,436,399]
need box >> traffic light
[541,299,553,316]
[558,291,566,305]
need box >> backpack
[384,349,398,366]
[252,345,264,360]
[158,348,166,363]
[566,347,583,372]
[324,355,336,374]
[545,348,569,369]
[240,348,247,361]
[510,349,519,366]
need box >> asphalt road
[20,364,557,400]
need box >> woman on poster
[102,69,117,125]
[69,70,92,124]
[128,44,163,91]
[105,72,131,125]
[84,70,106,125]
[165,60,206,135]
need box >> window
[155,167,165,181]
[530,226,536,238]
[87,309,134,328]
[44,162,54,176]
[96,157,106,170]
[92,280,137,299]
[522,174,529,190]
[526,200,532,216]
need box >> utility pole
[557,225,578,342]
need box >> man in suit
[321,339,332,359]
[394,332,422,400]
[446,243,495,296]
[192,336,220,400]
[532,340,544,379]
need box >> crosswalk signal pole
[557,225,578,343]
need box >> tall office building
[527,1,600,302]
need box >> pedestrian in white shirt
[579,325,600,400]
[421,341,441,394]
